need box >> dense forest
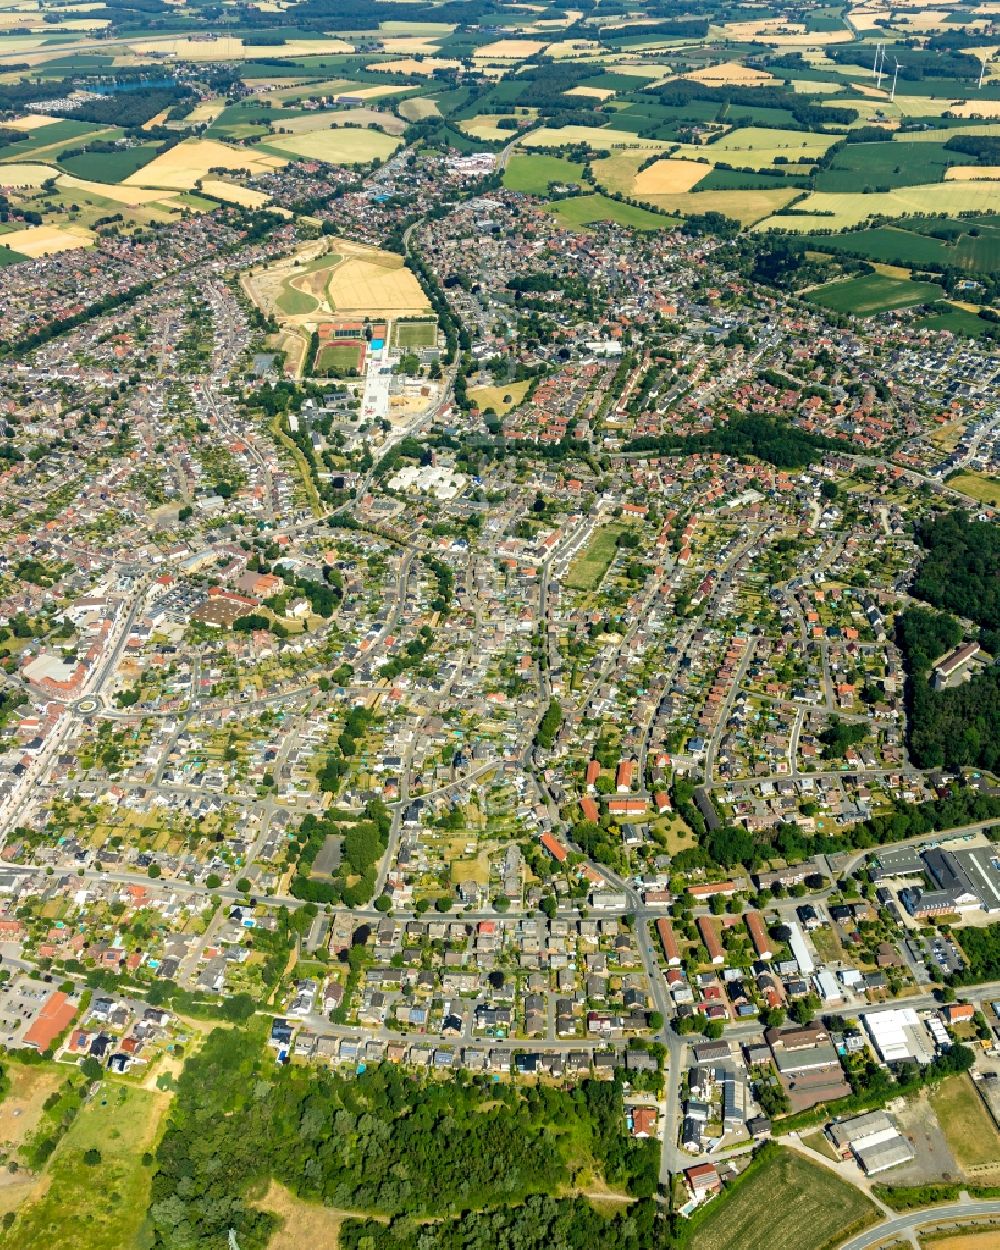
[628,415,845,469]
[339,1194,660,1250]
[910,511,999,650]
[896,607,998,772]
[149,1028,659,1250]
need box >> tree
[373,894,392,913]
[236,878,251,894]
[205,874,222,890]
[83,1148,101,1166]
[648,1011,664,1030]
[147,864,161,879]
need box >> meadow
[930,1074,1000,1173]
[503,152,584,193]
[805,273,944,314]
[564,523,627,591]
[550,193,676,231]
[1,1083,169,1250]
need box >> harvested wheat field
[473,38,546,59]
[329,250,431,317]
[185,99,226,125]
[923,1232,1000,1250]
[265,128,401,165]
[946,166,1000,180]
[199,178,273,206]
[0,223,93,255]
[373,57,461,76]
[280,108,406,136]
[0,161,57,187]
[566,85,615,100]
[685,60,774,85]
[57,173,172,205]
[634,157,709,194]
[127,35,353,60]
[3,112,59,131]
[124,137,285,189]
[950,100,1000,118]
[399,97,441,121]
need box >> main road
[839,1201,1000,1250]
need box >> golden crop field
[198,178,274,207]
[0,222,93,254]
[472,38,546,59]
[126,35,354,59]
[684,60,775,85]
[373,56,461,75]
[565,85,615,100]
[57,173,174,205]
[758,181,1000,230]
[946,166,1000,180]
[329,254,430,317]
[266,127,401,165]
[399,97,441,121]
[124,137,285,189]
[0,161,57,186]
[3,111,58,130]
[523,125,669,150]
[634,157,709,194]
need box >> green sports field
[394,319,437,348]
[316,342,362,375]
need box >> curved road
[840,1201,1000,1250]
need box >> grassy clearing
[468,380,530,415]
[503,151,584,193]
[945,471,1000,507]
[805,273,943,315]
[564,523,626,591]
[1,1083,168,1250]
[0,1065,64,1163]
[550,192,674,231]
[689,1147,877,1250]
[930,1075,1000,1171]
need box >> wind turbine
[890,58,900,102]
[873,41,882,82]
[978,59,986,90]
[876,44,887,91]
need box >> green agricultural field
[2,1083,168,1250]
[812,140,957,193]
[800,226,954,268]
[316,342,362,375]
[58,144,160,183]
[550,193,675,231]
[394,318,437,348]
[805,273,944,315]
[689,1147,877,1250]
[503,152,585,194]
[0,244,27,266]
[564,523,627,591]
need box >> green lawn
[503,152,585,194]
[564,523,627,592]
[550,193,676,232]
[2,1083,168,1250]
[58,144,160,184]
[690,1147,877,1250]
[805,273,944,315]
[394,318,437,348]
[316,342,362,375]
[917,306,993,338]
